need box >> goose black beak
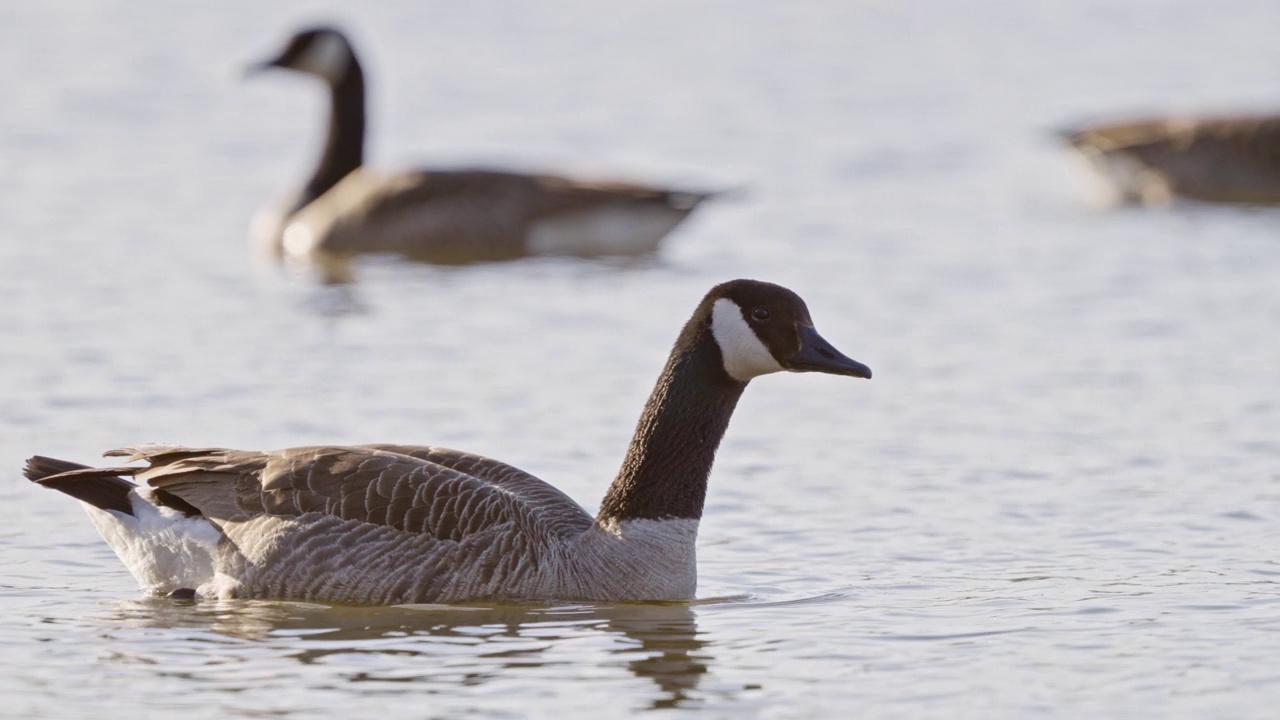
[787,324,872,379]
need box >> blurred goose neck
[597,315,745,523]
[305,59,366,202]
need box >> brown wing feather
[359,443,594,538]
[106,444,595,544]
[302,169,709,263]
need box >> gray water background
[1,1,1278,717]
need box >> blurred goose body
[26,280,871,605]
[249,27,714,282]
[1061,114,1280,205]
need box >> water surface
[2,1,1279,717]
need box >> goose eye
[751,307,770,321]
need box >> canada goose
[25,279,871,605]
[1060,114,1280,205]
[248,26,716,283]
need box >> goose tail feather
[24,456,138,516]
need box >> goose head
[247,27,356,85]
[705,279,871,383]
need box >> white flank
[710,298,784,382]
[527,205,687,257]
[295,32,351,83]
[81,488,221,595]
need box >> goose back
[284,169,707,267]
[122,444,617,603]
[1063,114,1280,204]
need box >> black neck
[597,314,746,523]
[303,60,366,203]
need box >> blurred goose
[25,279,871,605]
[1060,114,1280,205]
[248,26,716,282]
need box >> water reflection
[94,599,712,710]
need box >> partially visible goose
[1060,114,1280,205]
[25,279,871,605]
[248,26,716,283]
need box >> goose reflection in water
[94,599,724,710]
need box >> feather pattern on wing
[86,444,660,604]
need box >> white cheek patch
[296,33,351,82]
[711,298,785,382]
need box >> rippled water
[3,1,1279,717]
